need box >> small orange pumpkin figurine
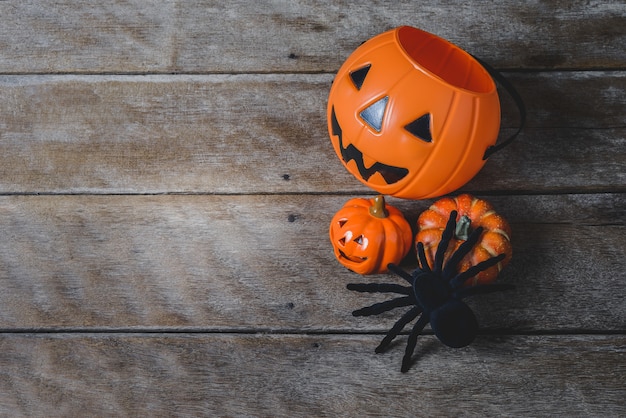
[330,195,413,275]
[415,194,512,285]
[328,26,501,199]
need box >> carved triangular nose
[359,96,388,132]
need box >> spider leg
[375,306,422,354]
[346,283,411,295]
[442,226,485,281]
[352,296,415,316]
[433,210,458,276]
[449,253,506,289]
[387,263,414,284]
[401,313,430,373]
[416,242,431,272]
[453,283,515,299]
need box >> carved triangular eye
[405,113,433,142]
[360,96,388,132]
[349,64,371,90]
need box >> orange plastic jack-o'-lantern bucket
[328,26,521,200]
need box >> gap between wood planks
[0,190,625,197]
[1,328,624,336]
[1,65,625,76]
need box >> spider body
[348,210,513,372]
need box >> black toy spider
[347,210,513,372]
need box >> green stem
[455,215,472,240]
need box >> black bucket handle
[472,55,527,160]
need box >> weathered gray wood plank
[0,334,624,417]
[0,194,623,332]
[0,1,624,73]
[469,127,626,195]
[0,72,623,194]
[0,2,621,417]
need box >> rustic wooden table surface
[1,1,625,416]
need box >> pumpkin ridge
[382,224,406,258]
[491,227,511,242]
[388,225,410,250]
[408,90,459,196]
[479,209,496,221]
[425,96,481,199]
[469,195,483,212]
[479,241,500,258]
[430,199,457,218]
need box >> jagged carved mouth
[330,107,408,185]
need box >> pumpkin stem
[455,215,472,240]
[369,195,389,218]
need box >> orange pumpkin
[330,195,412,275]
[415,194,512,285]
[328,26,501,199]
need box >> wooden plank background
[0,1,625,416]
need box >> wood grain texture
[0,72,624,194]
[0,334,624,417]
[0,0,624,73]
[1,194,624,332]
[1,1,624,415]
